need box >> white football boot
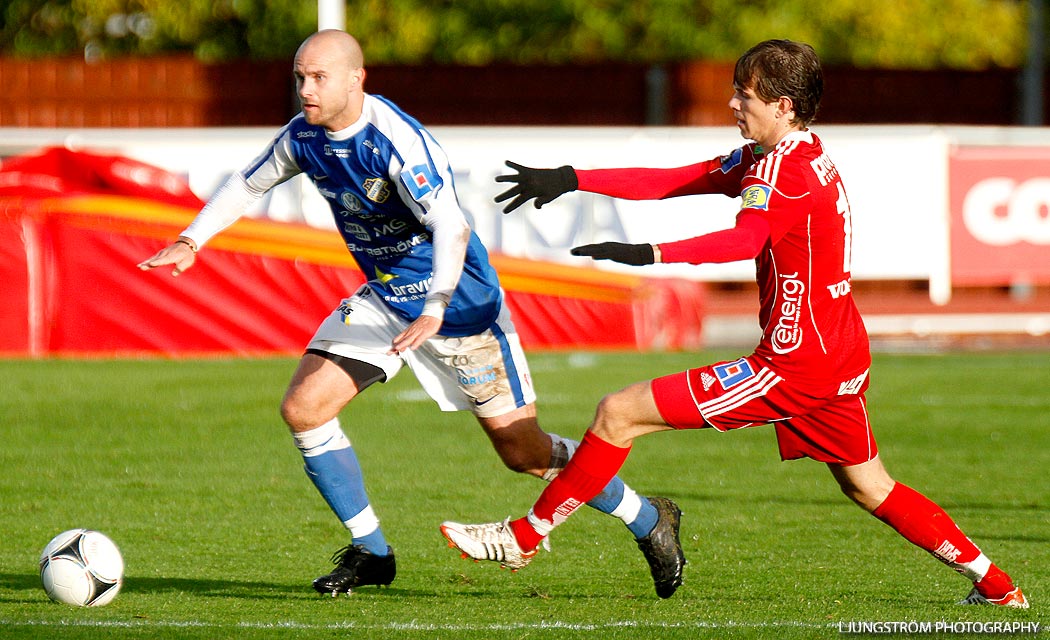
[959,586,1029,608]
[440,518,547,571]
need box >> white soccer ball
[39,529,124,606]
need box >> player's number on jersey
[836,182,852,273]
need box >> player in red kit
[440,39,1027,608]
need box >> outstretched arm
[658,212,770,265]
[137,127,297,277]
[576,160,735,200]
[494,159,733,213]
[135,173,261,277]
[496,145,758,213]
[571,213,770,267]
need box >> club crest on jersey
[719,147,744,173]
[713,358,756,390]
[401,163,440,199]
[363,178,391,203]
[741,185,771,210]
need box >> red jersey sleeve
[658,213,770,265]
[575,144,760,200]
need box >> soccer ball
[39,529,124,606]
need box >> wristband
[175,238,198,253]
[420,297,448,319]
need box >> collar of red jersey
[777,129,815,147]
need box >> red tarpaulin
[0,147,705,356]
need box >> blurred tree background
[0,0,1031,69]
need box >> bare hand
[137,240,197,277]
[388,315,442,355]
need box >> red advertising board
[949,146,1050,285]
[0,148,706,356]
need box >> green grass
[0,351,1046,639]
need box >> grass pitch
[0,351,1045,639]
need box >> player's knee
[279,396,314,433]
[837,477,893,513]
[837,482,865,507]
[592,392,634,441]
[278,401,299,430]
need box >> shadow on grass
[0,572,414,602]
[0,573,39,592]
[4,570,592,603]
[667,490,844,508]
[942,500,1049,514]
[968,532,1050,544]
[667,490,1049,516]
[121,575,304,598]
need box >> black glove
[494,160,578,214]
[571,242,655,266]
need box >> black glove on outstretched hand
[571,242,655,266]
[494,160,578,214]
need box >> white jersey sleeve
[181,127,302,248]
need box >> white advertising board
[0,124,970,284]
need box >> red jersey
[577,131,870,391]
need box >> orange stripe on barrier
[27,194,648,302]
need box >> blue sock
[589,477,660,538]
[549,434,659,538]
[295,419,389,556]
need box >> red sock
[872,483,1015,597]
[975,564,1016,599]
[513,430,631,551]
[509,517,543,552]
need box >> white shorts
[307,285,536,418]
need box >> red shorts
[650,355,877,465]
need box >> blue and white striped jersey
[185,94,502,337]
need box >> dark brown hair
[734,39,823,127]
